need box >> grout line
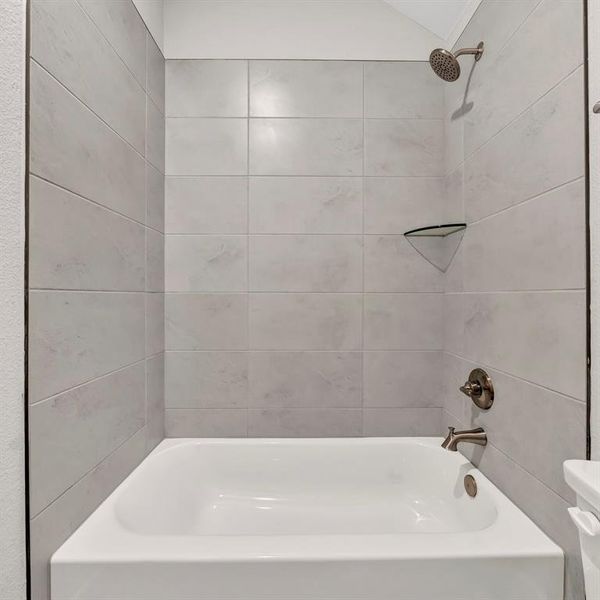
[361,61,366,435]
[465,176,585,227]
[30,425,146,521]
[29,358,147,408]
[29,173,164,234]
[442,351,587,404]
[166,115,444,121]
[246,59,251,435]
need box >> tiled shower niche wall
[164,60,446,437]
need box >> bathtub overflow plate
[464,474,477,498]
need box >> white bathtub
[52,438,563,600]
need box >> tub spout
[441,426,487,452]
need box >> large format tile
[29,176,145,291]
[249,177,362,234]
[146,353,165,450]
[365,119,444,176]
[146,96,165,173]
[166,60,247,117]
[441,354,585,502]
[79,0,147,87]
[146,163,165,232]
[146,34,165,114]
[28,291,145,402]
[30,61,145,222]
[29,363,145,516]
[364,62,443,118]
[250,235,362,292]
[248,351,362,408]
[363,351,442,407]
[463,179,586,292]
[166,409,247,437]
[462,291,587,400]
[165,293,248,350]
[31,0,146,153]
[166,176,247,234]
[29,429,147,600]
[165,351,248,409]
[146,228,164,292]
[363,407,442,436]
[364,293,443,350]
[462,0,584,156]
[250,60,362,117]
[145,293,164,357]
[248,408,362,437]
[166,235,247,292]
[249,118,363,175]
[364,235,442,292]
[249,293,362,350]
[166,118,247,175]
[364,177,445,234]
[464,67,585,222]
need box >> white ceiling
[385,0,482,45]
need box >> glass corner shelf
[404,223,467,238]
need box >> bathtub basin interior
[114,439,497,536]
[52,438,564,600]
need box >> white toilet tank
[564,460,600,599]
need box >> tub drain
[464,474,477,497]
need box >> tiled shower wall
[27,1,165,597]
[164,60,446,436]
[441,0,586,598]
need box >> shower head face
[429,48,460,82]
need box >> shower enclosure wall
[26,0,587,599]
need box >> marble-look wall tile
[365,119,444,176]
[166,293,248,350]
[463,179,586,292]
[31,0,146,153]
[249,118,363,175]
[364,293,443,350]
[363,407,442,436]
[250,60,362,117]
[166,408,247,437]
[167,60,247,117]
[462,0,583,157]
[146,163,165,232]
[28,291,145,402]
[146,354,165,450]
[461,291,587,400]
[166,176,247,234]
[364,62,444,118]
[29,176,145,291]
[30,61,146,222]
[29,363,145,516]
[364,235,442,292]
[166,235,247,292]
[248,351,362,408]
[146,34,165,114]
[363,351,442,407]
[165,352,248,409]
[248,408,362,437]
[79,0,147,87]
[464,68,585,222]
[146,96,165,173]
[146,228,164,292]
[250,235,362,292]
[250,293,362,350]
[364,177,445,234]
[145,293,164,357]
[30,429,147,600]
[249,177,362,234]
[166,118,247,175]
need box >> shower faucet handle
[459,368,494,410]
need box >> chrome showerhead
[429,42,484,82]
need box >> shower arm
[454,44,484,60]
